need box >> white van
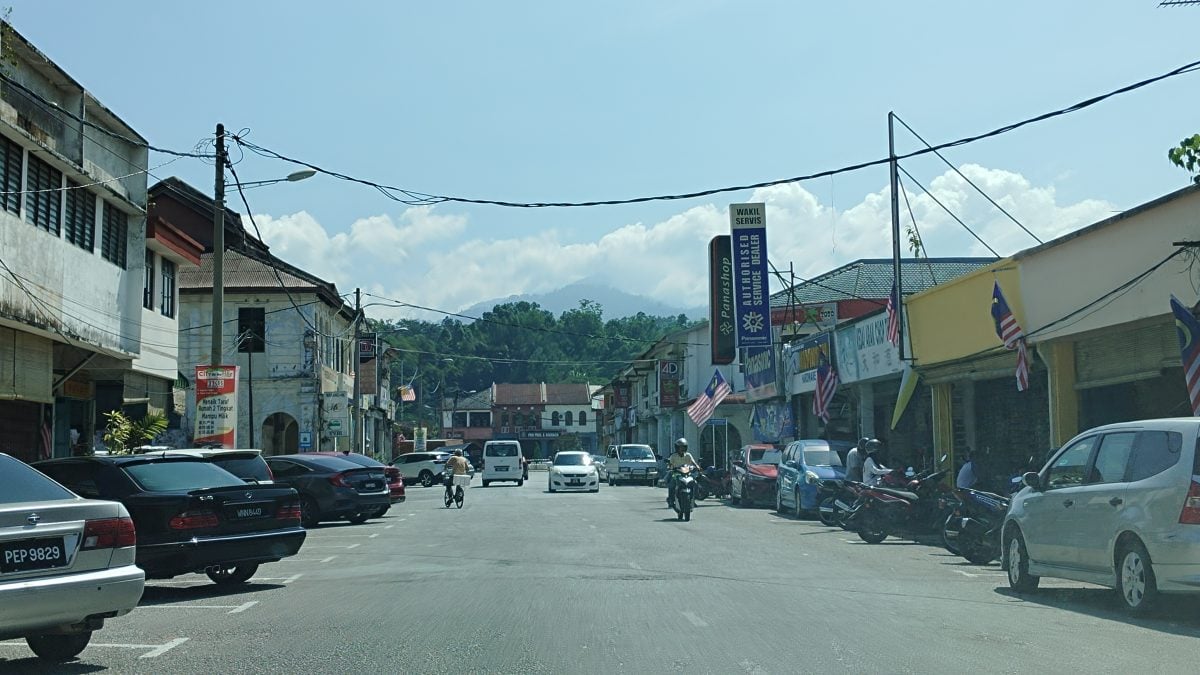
[482,441,524,487]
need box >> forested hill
[370,300,697,394]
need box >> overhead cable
[897,164,1000,257]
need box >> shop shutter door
[0,327,53,403]
[1075,320,1175,389]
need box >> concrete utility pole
[352,288,362,453]
[210,123,227,366]
[888,112,904,360]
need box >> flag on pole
[687,369,731,427]
[398,385,416,402]
[885,280,900,346]
[990,281,1030,392]
[1170,295,1200,416]
[40,420,53,460]
[812,347,839,423]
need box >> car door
[777,443,799,508]
[1020,436,1098,567]
[1070,431,1135,572]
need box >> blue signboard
[743,345,778,402]
[730,203,770,348]
[750,402,795,443]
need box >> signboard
[358,333,376,362]
[323,391,349,437]
[778,303,838,333]
[414,426,427,452]
[743,346,779,402]
[613,383,631,409]
[852,312,903,382]
[194,366,239,448]
[705,417,727,426]
[709,235,736,364]
[784,333,831,395]
[750,402,794,443]
[299,431,313,449]
[521,430,561,440]
[658,360,680,407]
[730,203,770,348]
[835,324,860,383]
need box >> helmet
[675,438,688,449]
[453,448,463,456]
[865,439,883,454]
[857,437,871,450]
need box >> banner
[709,235,736,364]
[658,360,680,407]
[414,426,428,452]
[613,382,631,409]
[323,391,349,437]
[743,346,778,402]
[194,366,239,448]
[750,402,794,443]
[784,332,831,395]
[730,203,770,348]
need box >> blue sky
[10,1,1200,318]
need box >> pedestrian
[956,449,977,490]
[845,437,868,483]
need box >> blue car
[775,439,851,515]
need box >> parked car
[0,453,145,662]
[33,455,306,586]
[604,444,659,486]
[391,451,451,487]
[1003,418,1200,613]
[590,453,609,480]
[265,454,391,527]
[547,451,601,493]
[730,444,782,507]
[134,447,274,484]
[776,439,850,516]
[307,452,405,504]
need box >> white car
[391,451,451,487]
[548,451,600,493]
[1003,418,1200,613]
[0,453,145,661]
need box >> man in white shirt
[956,450,977,490]
[862,440,892,487]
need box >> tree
[101,410,168,455]
[1168,134,1200,184]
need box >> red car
[730,444,783,507]
[308,452,405,503]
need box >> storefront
[0,327,54,463]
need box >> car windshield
[123,460,245,491]
[620,446,654,460]
[0,455,77,503]
[554,454,589,466]
[486,444,519,457]
[748,448,782,465]
[803,448,843,467]
[212,455,273,482]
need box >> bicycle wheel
[444,489,452,508]
[454,487,464,509]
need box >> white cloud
[252,166,1116,320]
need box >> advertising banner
[323,391,349,438]
[730,203,770,348]
[743,346,779,402]
[658,360,680,407]
[414,426,428,452]
[778,303,838,333]
[853,312,904,382]
[194,365,239,448]
[835,324,860,383]
[613,383,631,409]
[358,333,376,362]
[709,235,736,364]
[750,401,795,443]
[784,332,831,395]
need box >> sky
[9,1,1200,321]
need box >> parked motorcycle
[848,467,954,544]
[669,466,698,522]
[943,487,1010,564]
[694,466,730,501]
[820,469,912,529]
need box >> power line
[233,57,1200,209]
[380,345,659,366]
[892,114,1043,245]
[0,155,185,196]
[897,163,1000,257]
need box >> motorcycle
[669,466,698,522]
[694,466,730,501]
[847,467,954,544]
[820,469,912,529]
[943,487,1010,564]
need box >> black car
[33,455,306,585]
[265,454,392,528]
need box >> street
[4,476,1200,675]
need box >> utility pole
[351,287,362,454]
[888,112,904,360]
[210,123,226,366]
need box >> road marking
[250,574,303,583]
[141,637,190,658]
[140,604,245,611]
[369,533,380,538]
[228,601,258,614]
[681,611,708,627]
[2,636,191,659]
[954,569,1006,578]
[589,524,597,530]
[385,525,395,529]
[279,556,337,563]
[307,533,375,538]
[302,543,359,549]
[321,555,337,563]
[629,562,641,570]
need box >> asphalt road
[4,474,1200,674]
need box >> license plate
[569,480,583,485]
[229,502,272,520]
[362,482,381,490]
[496,466,508,471]
[1,537,67,574]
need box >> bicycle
[444,473,467,509]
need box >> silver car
[0,453,145,661]
[1003,418,1200,613]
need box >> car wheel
[730,484,741,506]
[942,513,961,555]
[347,512,370,524]
[300,496,320,528]
[26,631,92,662]
[420,471,435,487]
[482,480,490,487]
[207,563,259,585]
[518,479,524,487]
[1005,528,1040,592]
[775,488,785,515]
[1117,539,1159,613]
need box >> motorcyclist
[443,449,470,503]
[845,437,869,483]
[862,439,892,487]
[666,438,701,509]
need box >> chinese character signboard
[730,203,770,348]
[194,366,239,448]
[658,360,680,407]
[709,235,736,364]
[743,346,779,402]
[852,312,903,382]
[323,391,349,437]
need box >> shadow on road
[0,656,107,674]
[139,581,286,606]
[993,586,1200,636]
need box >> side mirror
[1022,472,1042,490]
[785,460,798,469]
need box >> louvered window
[100,203,128,268]
[64,181,95,250]
[24,154,61,234]
[0,135,22,214]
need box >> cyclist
[444,448,471,504]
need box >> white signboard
[852,313,903,382]
[323,391,350,437]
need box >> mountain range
[461,282,706,321]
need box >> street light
[236,169,318,189]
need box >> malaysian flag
[991,281,1029,392]
[40,420,53,460]
[687,369,731,427]
[398,385,416,402]
[812,347,839,423]
[885,280,900,346]
[1170,295,1200,416]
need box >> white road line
[282,573,302,584]
[369,533,380,538]
[385,525,395,529]
[140,637,189,658]
[301,543,359,549]
[139,604,244,610]
[629,562,641,570]
[321,555,337,563]
[228,601,258,614]
[954,569,1006,578]
[249,574,303,583]
[681,611,708,627]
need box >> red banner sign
[194,366,239,448]
[658,360,680,407]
